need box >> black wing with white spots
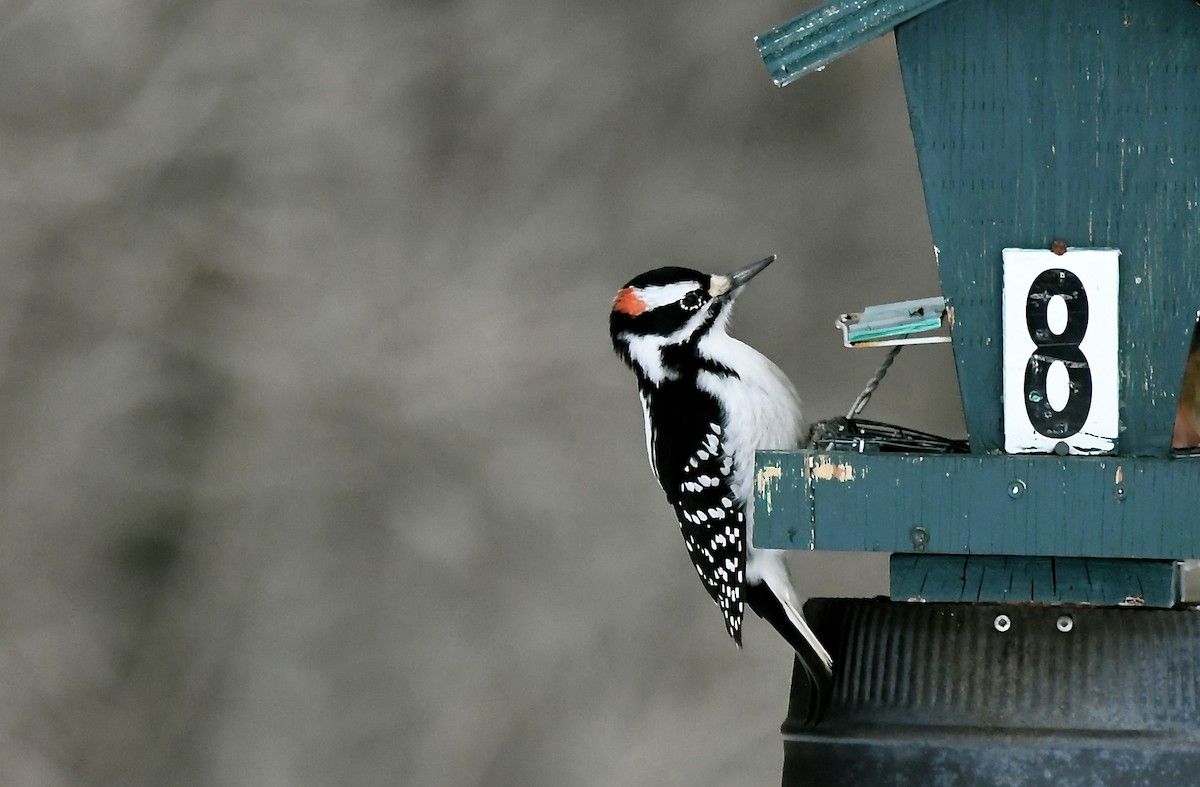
[670,421,747,643]
[643,378,747,644]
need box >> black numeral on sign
[1024,268,1092,437]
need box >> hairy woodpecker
[609,255,833,715]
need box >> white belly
[695,340,804,574]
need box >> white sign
[1002,248,1119,455]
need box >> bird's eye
[680,291,705,312]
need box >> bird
[1173,325,1200,450]
[609,255,832,719]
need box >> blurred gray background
[0,0,965,784]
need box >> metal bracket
[837,296,951,348]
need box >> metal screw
[994,614,1012,632]
[1054,441,1070,456]
[1051,239,1068,255]
[910,526,929,553]
[1114,485,1126,502]
[1056,615,1074,633]
[1007,480,1026,499]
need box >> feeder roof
[756,0,952,86]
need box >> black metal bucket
[783,598,1200,786]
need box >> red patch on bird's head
[612,287,647,316]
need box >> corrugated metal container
[783,598,1200,786]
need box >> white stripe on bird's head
[633,281,703,311]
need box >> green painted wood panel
[890,554,1179,607]
[753,450,1200,556]
[895,0,1200,456]
[755,0,953,86]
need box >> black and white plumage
[609,256,832,714]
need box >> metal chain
[846,345,903,419]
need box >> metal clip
[837,296,952,348]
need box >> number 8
[1024,268,1092,438]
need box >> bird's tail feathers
[746,580,832,674]
[771,576,833,674]
[746,579,832,726]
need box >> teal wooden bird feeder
[751,0,1200,783]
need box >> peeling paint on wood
[753,449,1200,557]
[805,455,856,482]
[756,464,782,514]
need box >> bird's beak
[709,255,776,299]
